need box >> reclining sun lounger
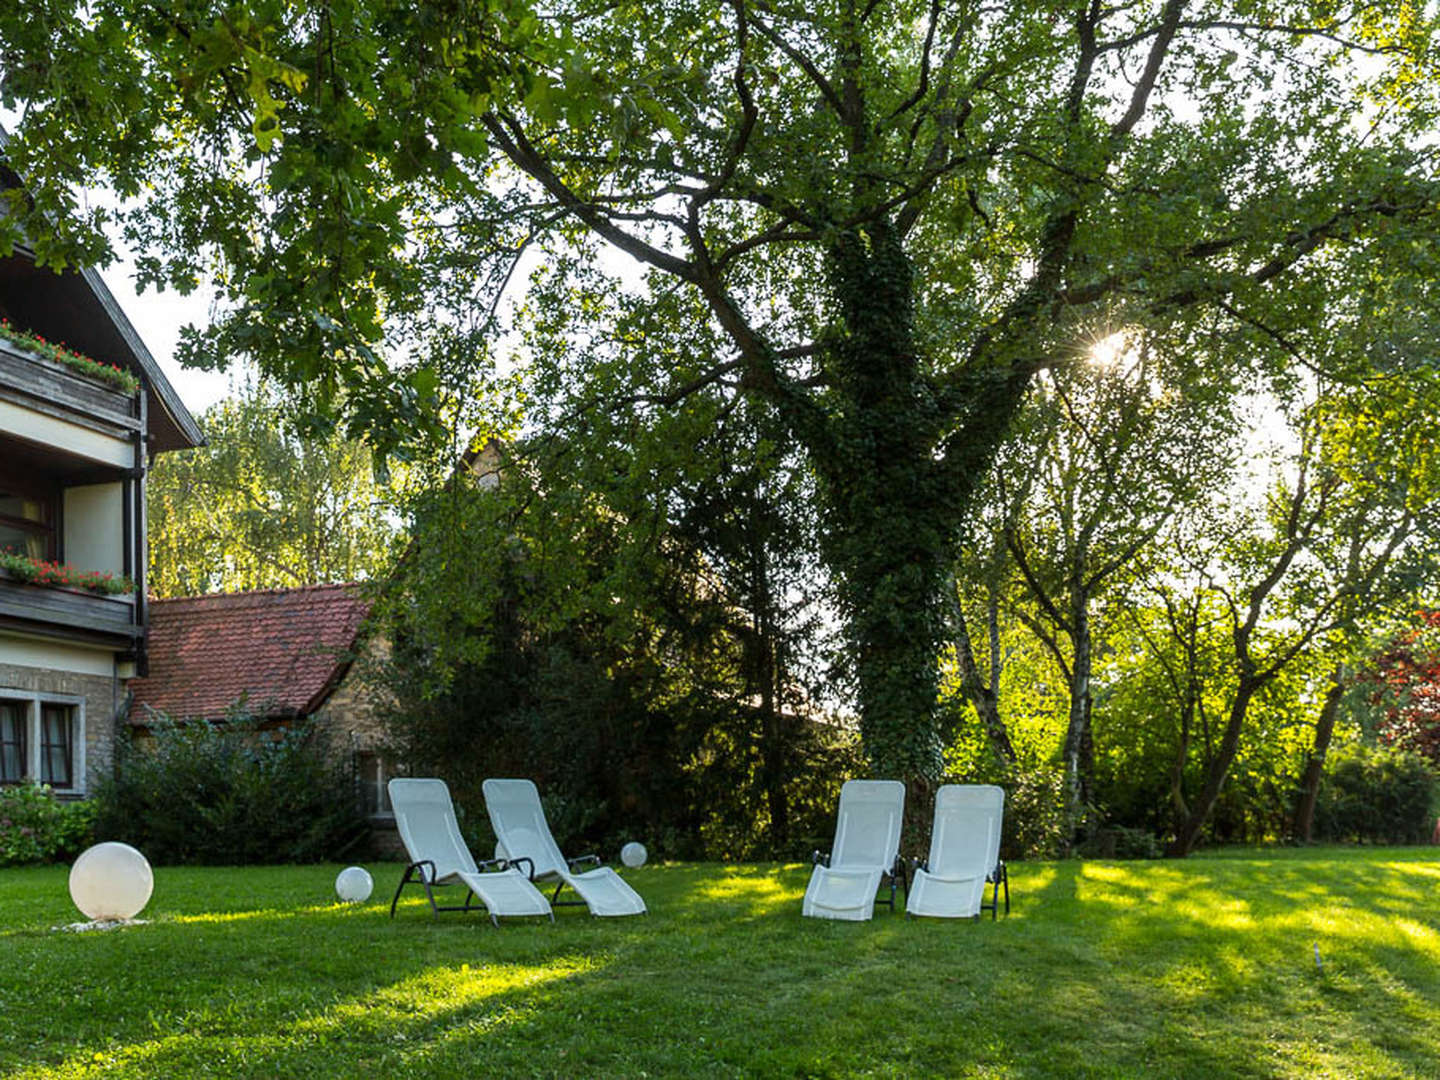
[387,778,553,925]
[483,778,648,917]
[907,783,1009,920]
[802,779,907,921]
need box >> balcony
[0,568,141,648]
[0,336,146,653]
[0,335,143,469]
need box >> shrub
[945,760,1067,861]
[92,716,368,865]
[0,783,96,866]
[1312,743,1436,845]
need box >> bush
[945,760,1067,861]
[0,783,96,866]
[92,717,368,865]
[1312,743,1437,845]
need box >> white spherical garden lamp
[335,866,374,904]
[68,842,153,922]
[620,841,648,869]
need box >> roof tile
[128,584,369,724]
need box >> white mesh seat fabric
[907,784,1004,919]
[388,778,552,923]
[483,778,647,917]
[802,779,905,921]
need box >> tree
[148,379,401,596]
[994,336,1238,837]
[377,395,851,859]
[1153,390,1430,855]
[5,1,1439,785]
[1361,610,1440,767]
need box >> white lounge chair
[387,778,553,925]
[907,784,1009,920]
[802,779,907,921]
[482,778,648,917]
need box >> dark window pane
[0,702,24,783]
[0,494,48,522]
[0,523,46,559]
[356,751,392,815]
[0,489,57,559]
[38,705,72,788]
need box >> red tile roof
[128,584,370,725]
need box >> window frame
[355,749,394,819]
[0,471,60,562]
[39,702,75,789]
[0,691,85,793]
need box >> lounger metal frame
[388,856,547,926]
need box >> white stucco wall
[0,399,132,468]
[0,633,116,676]
[63,482,125,575]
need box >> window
[0,488,57,560]
[356,750,393,817]
[0,702,24,783]
[0,694,83,791]
[39,704,74,788]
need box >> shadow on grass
[1,855,1437,1078]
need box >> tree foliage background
[147,378,402,596]
[4,0,1440,852]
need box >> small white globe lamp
[335,866,374,904]
[69,842,153,922]
[620,841,648,868]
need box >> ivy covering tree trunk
[812,225,1010,783]
[5,1,1439,799]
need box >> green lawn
[1,848,1437,1078]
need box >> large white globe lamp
[620,841,648,868]
[69,842,153,921]
[335,866,374,904]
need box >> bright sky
[95,260,233,416]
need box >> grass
[1,848,1438,1078]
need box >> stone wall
[311,635,405,858]
[0,660,124,795]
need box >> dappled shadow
[8,958,603,1079]
[2,855,1438,1077]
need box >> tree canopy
[147,378,401,596]
[4,0,1439,787]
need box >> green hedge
[0,783,96,866]
[92,717,368,865]
[1313,744,1437,845]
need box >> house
[124,584,396,823]
[0,242,202,796]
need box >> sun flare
[1087,330,1132,368]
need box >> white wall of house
[0,634,115,676]
[0,399,132,468]
[62,482,125,575]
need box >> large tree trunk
[819,226,952,789]
[850,563,949,782]
[1169,677,1262,857]
[1292,666,1344,843]
[804,224,1028,798]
